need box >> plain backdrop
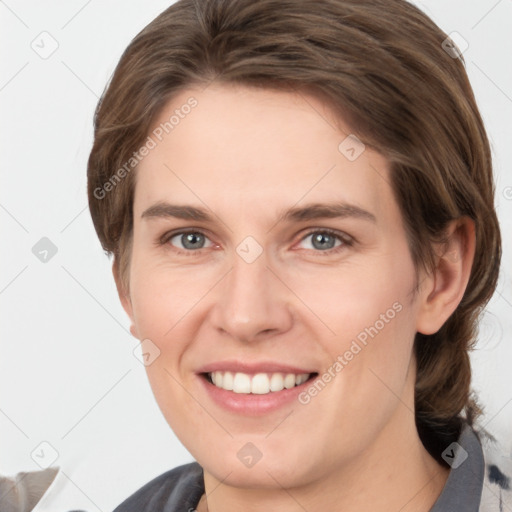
[1,1,511,510]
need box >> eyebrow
[141,201,376,224]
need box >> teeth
[208,371,311,394]
[295,374,308,385]
[233,372,251,393]
[212,371,223,387]
[251,373,269,394]
[222,371,234,391]
[269,373,284,392]
[284,374,296,389]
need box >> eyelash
[158,228,354,256]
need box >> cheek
[287,252,416,342]
[289,250,418,396]
[128,263,204,428]
[129,254,212,337]
[343,287,418,418]
[128,256,220,409]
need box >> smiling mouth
[203,371,318,395]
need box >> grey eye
[299,231,343,251]
[170,232,212,250]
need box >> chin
[199,442,318,490]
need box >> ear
[415,217,476,335]
[112,259,139,338]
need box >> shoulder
[113,462,204,512]
[474,426,512,511]
[431,421,511,512]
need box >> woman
[87,0,509,510]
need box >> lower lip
[198,374,314,415]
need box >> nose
[210,249,294,343]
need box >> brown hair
[87,0,501,461]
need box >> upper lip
[196,360,316,375]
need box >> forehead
[134,84,396,224]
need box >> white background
[1,1,511,510]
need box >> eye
[160,228,352,255]
[297,229,352,252]
[167,231,214,251]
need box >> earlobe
[112,260,138,338]
[416,217,476,335]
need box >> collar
[430,422,484,511]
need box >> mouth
[203,371,316,394]
[196,361,319,414]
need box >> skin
[115,83,475,512]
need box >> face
[120,83,432,489]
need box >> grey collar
[430,423,484,511]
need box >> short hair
[87,0,501,460]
